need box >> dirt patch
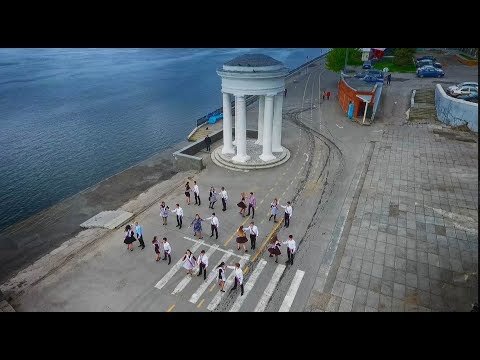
[389,204,399,217]
[308,290,331,311]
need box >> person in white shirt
[243,221,259,250]
[193,180,201,206]
[220,186,228,211]
[227,262,244,296]
[162,237,172,265]
[280,201,293,228]
[171,203,184,229]
[197,249,209,280]
[134,221,145,249]
[282,235,296,265]
[217,262,227,292]
[206,212,219,239]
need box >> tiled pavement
[328,125,478,312]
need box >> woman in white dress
[181,249,197,276]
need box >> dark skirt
[124,236,136,245]
[236,236,248,244]
[268,247,281,256]
[185,191,191,197]
[237,202,246,209]
[154,245,160,254]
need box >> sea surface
[0,48,326,231]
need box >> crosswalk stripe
[254,263,286,312]
[206,258,248,311]
[189,252,232,304]
[184,236,249,260]
[154,242,203,290]
[279,270,305,312]
[172,245,218,295]
[229,259,267,312]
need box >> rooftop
[224,54,282,67]
[343,76,377,92]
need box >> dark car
[361,75,384,83]
[417,55,436,62]
[457,92,478,103]
[416,66,444,78]
[362,60,372,69]
[416,59,442,68]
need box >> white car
[449,85,478,98]
[447,82,478,93]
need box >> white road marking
[254,263,286,312]
[206,258,248,311]
[418,203,478,234]
[304,153,309,162]
[154,242,202,290]
[229,260,267,312]
[189,252,232,304]
[184,236,249,260]
[171,245,217,295]
[279,269,305,312]
[336,124,343,129]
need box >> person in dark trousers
[283,235,296,265]
[387,74,391,85]
[193,181,201,206]
[284,88,287,97]
[220,186,228,211]
[280,201,293,228]
[246,192,256,219]
[243,221,259,250]
[171,203,183,229]
[162,237,172,265]
[326,91,331,100]
[228,262,244,296]
[322,90,326,100]
[197,250,209,280]
[204,135,212,152]
[135,221,145,249]
[206,212,219,239]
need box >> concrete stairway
[409,88,437,122]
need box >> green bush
[326,48,363,72]
[394,48,416,66]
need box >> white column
[362,101,369,125]
[222,92,234,154]
[255,96,265,145]
[232,97,238,145]
[260,94,276,162]
[272,92,284,152]
[232,95,250,163]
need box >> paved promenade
[2,51,477,311]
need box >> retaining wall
[435,84,478,133]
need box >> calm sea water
[0,48,326,231]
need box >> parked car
[447,82,478,93]
[354,69,384,79]
[449,85,478,98]
[417,55,437,62]
[416,66,444,78]
[457,92,478,103]
[362,60,372,69]
[361,75,384,83]
[416,59,442,68]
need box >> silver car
[447,82,478,93]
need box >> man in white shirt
[193,180,201,206]
[162,237,172,265]
[220,186,228,211]
[197,249,209,280]
[280,201,293,228]
[134,221,145,249]
[206,212,219,239]
[171,203,184,229]
[282,234,296,265]
[243,221,259,250]
[227,262,244,296]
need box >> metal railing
[194,49,332,127]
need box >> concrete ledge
[0,300,15,312]
[456,54,478,66]
[80,210,134,230]
[435,84,478,133]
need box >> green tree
[394,48,416,66]
[326,48,362,72]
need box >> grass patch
[373,60,416,73]
[458,53,477,61]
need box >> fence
[194,49,332,127]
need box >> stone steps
[210,146,290,171]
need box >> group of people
[322,90,331,100]
[123,179,298,296]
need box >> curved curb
[211,146,291,171]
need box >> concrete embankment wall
[173,129,258,171]
[435,84,478,133]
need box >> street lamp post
[344,48,349,72]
